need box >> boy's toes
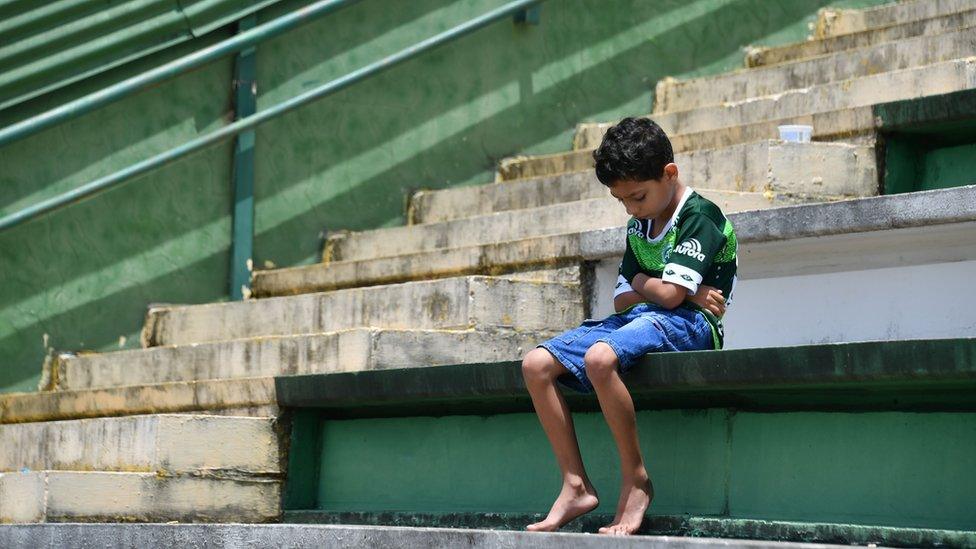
[526,520,554,532]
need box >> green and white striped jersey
[614,187,738,348]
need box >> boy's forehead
[609,179,651,198]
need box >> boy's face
[608,163,678,219]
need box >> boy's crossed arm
[613,273,726,316]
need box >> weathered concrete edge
[0,523,858,549]
[0,377,277,424]
[729,185,976,242]
[256,185,976,288]
[0,471,281,524]
[749,7,976,67]
[282,511,976,548]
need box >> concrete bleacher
[2,0,976,546]
[274,338,976,545]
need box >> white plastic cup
[778,125,813,143]
[779,125,813,143]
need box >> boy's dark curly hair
[593,117,674,186]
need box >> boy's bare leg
[521,348,600,531]
[584,342,653,536]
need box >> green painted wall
[312,409,976,531]
[0,0,889,393]
[884,138,976,194]
[918,142,976,189]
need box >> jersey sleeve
[662,212,726,295]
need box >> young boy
[522,117,737,536]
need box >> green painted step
[815,0,976,39]
[748,7,976,68]
[275,338,976,416]
[655,27,976,113]
[276,339,976,534]
[284,511,976,548]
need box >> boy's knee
[584,342,619,383]
[522,348,557,383]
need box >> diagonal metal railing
[0,0,363,148]
[0,0,544,232]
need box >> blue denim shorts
[538,303,714,394]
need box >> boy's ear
[664,163,678,180]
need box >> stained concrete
[253,234,594,297]
[412,171,609,224]
[655,27,976,112]
[0,523,859,548]
[0,472,279,523]
[0,415,278,474]
[574,108,870,151]
[749,7,976,67]
[657,58,976,136]
[0,377,277,424]
[575,57,976,150]
[815,0,976,39]
[256,186,976,298]
[142,277,584,348]
[440,141,871,214]
[328,192,778,262]
[55,329,552,390]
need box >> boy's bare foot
[526,477,599,532]
[598,475,653,536]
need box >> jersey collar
[642,186,694,243]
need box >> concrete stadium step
[253,233,599,297]
[429,141,872,222]
[494,140,875,197]
[275,339,976,538]
[0,523,873,548]
[571,58,976,155]
[650,58,976,139]
[142,276,583,348]
[0,471,279,523]
[653,26,976,113]
[815,0,976,39]
[53,329,549,391]
[0,414,278,475]
[0,377,277,424]
[326,192,779,265]
[326,197,626,262]
[410,171,607,225]
[748,6,976,68]
[259,186,975,320]
[255,170,893,300]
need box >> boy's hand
[687,285,726,317]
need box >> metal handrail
[0,0,363,148]
[0,0,543,231]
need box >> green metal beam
[230,15,257,301]
[0,0,544,232]
[0,0,362,148]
